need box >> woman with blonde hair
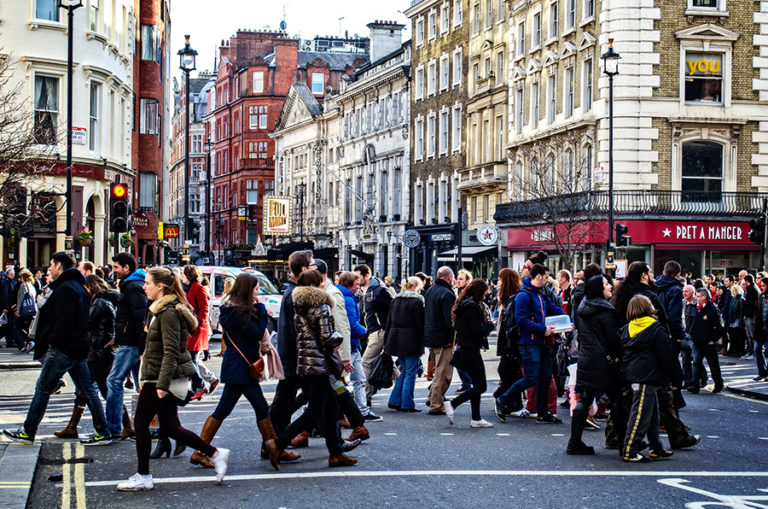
[15,269,37,353]
[117,267,229,491]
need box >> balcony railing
[494,190,768,224]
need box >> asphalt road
[2,350,768,509]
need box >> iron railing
[494,190,768,224]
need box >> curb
[725,385,768,402]
[0,443,41,509]
[0,362,41,370]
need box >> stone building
[494,0,768,276]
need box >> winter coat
[338,284,366,353]
[571,283,586,318]
[115,269,148,351]
[743,284,759,319]
[87,291,118,362]
[575,296,621,391]
[325,282,352,362]
[34,268,90,361]
[755,294,768,340]
[454,299,494,351]
[292,286,343,377]
[423,279,456,348]
[140,295,197,391]
[515,277,567,346]
[727,295,743,328]
[683,299,697,336]
[620,319,683,387]
[219,303,268,384]
[383,290,425,358]
[360,277,393,333]
[655,274,685,341]
[615,281,669,331]
[276,281,298,377]
[721,290,733,324]
[690,300,725,346]
[186,281,210,352]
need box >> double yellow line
[61,443,87,509]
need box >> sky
[170,0,412,80]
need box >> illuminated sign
[263,196,292,236]
[164,224,180,239]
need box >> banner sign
[263,196,291,236]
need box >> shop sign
[164,224,180,239]
[263,196,291,236]
[402,229,420,248]
[623,220,750,244]
[72,127,86,145]
[431,233,453,242]
[132,212,149,231]
[477,225,499,246]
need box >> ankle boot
[190,416,221,468]
[569,405,587,446]
[329,453,357,467]
[150,437,172,458]
[54,406,85,438]
[121,406,135,440]
[173,440,187,456]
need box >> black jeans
[450,348,487,421]
[691,343,723,389]
[570,388,626,448]
[269,375,301,435]
[211,380,269,422]
[494,354,523,411]
[275,375,341,455]
[74,355,113,406]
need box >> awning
[437,246,496,262]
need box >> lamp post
[215,200,223,263]
[59,0,83,249]
[204,135,213,258]
[298,182,306,243]
[602,38,621,253]
[178,35,197,241]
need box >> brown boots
[290,431,309,448]
[329,453,357,467]
[190,416,221,468]
[120,406,135,440]
[346,425,370,441]
[54,406,85,438]
[258,418,302,470]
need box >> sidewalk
[720,355,768,401]
[0,442,42,509]
[0,349,40,370]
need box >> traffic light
[187,217,200,239]
[749,217,765,245]
[109,183,129,233]
[615,223,629,246]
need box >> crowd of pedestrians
[1,247,766,489]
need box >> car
[198,266,282,335]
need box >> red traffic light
[111,183,127,199]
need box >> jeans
[754,338,767,378]
[450,348,487,421]
[348,350,370,416]
[106,345,140,436]
[744,317,756,355]
[691,343,723,389]
[74,355,113,407]
[457,367,473,390]
[188,350,206,390]
[268,375,301,435]
[275,375,341,455]
[24,348,109,438]
[211,380,269,422]
[388,354,420,410]
[499,345,552,417]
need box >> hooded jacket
[219,303,268,384]
[140,294,197,391]
[515,277,567,346]
[87,291,119,362]
[574,276,621,391]
[276,281,298,377]
[654,275,685,341]
[34,267,90,361]
[383,290,425,357]
[620,318,683,387]
[337,284,366,353]
[360,277,393,334]
[423,278,456,348]
[115,269,148,351]
[292,286,343,377]
[615,281,669,331]
[454,298,494,351]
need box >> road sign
[477,225,499,246]
[402,229,420,248]
[431,233,453,242]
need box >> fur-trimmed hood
[149,294,198,331]
[292,285,333,308]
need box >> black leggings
[275,375,341,455]
[134,382,216,475]
[450,349,487,421]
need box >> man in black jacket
[105,253,147,439]
[425,266,455,415]
[743,274,759,359]
[3,252,111,445]
[688,288,724,393]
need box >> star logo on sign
[662,228,671,238]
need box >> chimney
[367,20,405,62]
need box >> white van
[198,266,282,334]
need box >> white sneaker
[116,473,153,491]
[212,448,230,484]
[444,401,455,425]
[510,409,530,418]
[470,419,494,428]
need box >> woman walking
[385,276,425,412]
[567,275,625,455]
[444,279,496,428]
[726,285,744,357]
[15,269,37,353]
[493,268,523,417]
[183,265,219,400]
[189,273,299,468]
[117,267,229,491]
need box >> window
[36,0,59,21]
[192,134,202,153]
[473,63,479,85]
[249,106,258,129]
[485,57,491,80]
[473,4,480,34]
[496,116,504,160]
[583,59,593,111]
[565,68,574,117]
[566,0,575,29]
[453,48,462,86]
[454,0,463,26]
[440,55,449,91]
[90,0,99,31]
[415,66,425,99]
[426,182,435,223]
[483,195,490,222]
[246,180,259,204]
[517,22,525,55]
[452,106,462,151]
[498,0,505,21]
[415,118,424,160]
[439,110,449,155]
[103,0,111,39]
[428,11,437,40]
[486,0,493,28]
[89,82,99,151]
[584,0,594,18]
[416,17,425,45]
[393,166,402,214]
[483,119,491,161]
[691,0,719,7]
[515,88,524,134]
[393,91,401,122]
[248,142,257,159]
[264,180,274,196]
[33,75,58,145]
[311,73,324,95]
[441,3,450,33]
[139,172,156,210]
[564,149,574,182]
[141,25,161,63]
[682,141,722,202]
[415,184,424,224]
[496,51,504,83]
[427,115,436,158]
[684,53,722,104]
[428,60,437,96]
[139,98,158,134]
[531,82,539,129]
[533,13,542,47]
[547,74,556,123]
[259,106,268,129]
[253,71,264,93]
[549,1,558,38]
[472,196,478,223]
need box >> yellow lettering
[698,60,709,73]
[687,59,696,75]
[711,60,720,73]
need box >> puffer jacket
[574,296,621,391]
[383,290,425,358]
[140,295,197,391]
[292,286,343,377]
[87,291,119,362]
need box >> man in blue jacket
[495,263,566,424]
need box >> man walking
[743,274,759,360]
[105,253,147,440]
[3,252,111,445]
[425,266,456,415]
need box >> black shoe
[363,412,383,422]
[149,437,172,458]
[671,434,702,450]
[455,386,470,394]
[428,409,446,415]
[536,413,563,424]
[2,428,34,445]
[402,408,421,413]
[712,385,723,393]
[566,441,595,455]
[387,403,401,411]
[173,440,187,456]
[494,398,506,423]
[52,379,67,395]
[340,438,361,452]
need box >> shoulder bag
[19,287,37,319]
[225,331,264,379]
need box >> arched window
[682,141,722,202]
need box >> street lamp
[204,135,213,257]
[58,0,83,249]
[178,35,197,241]
[602,38,621,252]
[297,182,306,243]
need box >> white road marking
[759,437,768,440]
[708,408,720,412]
[749,410,759,413]
[383,433,398,436]
[85,470,768,487]
[440,433,454,436]
[550,433,565,437]
[496,433,510,437]
[706,436,720,439]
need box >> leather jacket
[87,291,119,362]
[292,286,343,377]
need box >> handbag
[19,291,37,319]
[168,376,193,407]
[369,353,394,389]
[225,331,264,379]
[326,350,344,378]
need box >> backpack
[497,297,520,358]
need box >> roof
[297,50,368,71]
[292,82,323,117]
[189,78,209,94]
